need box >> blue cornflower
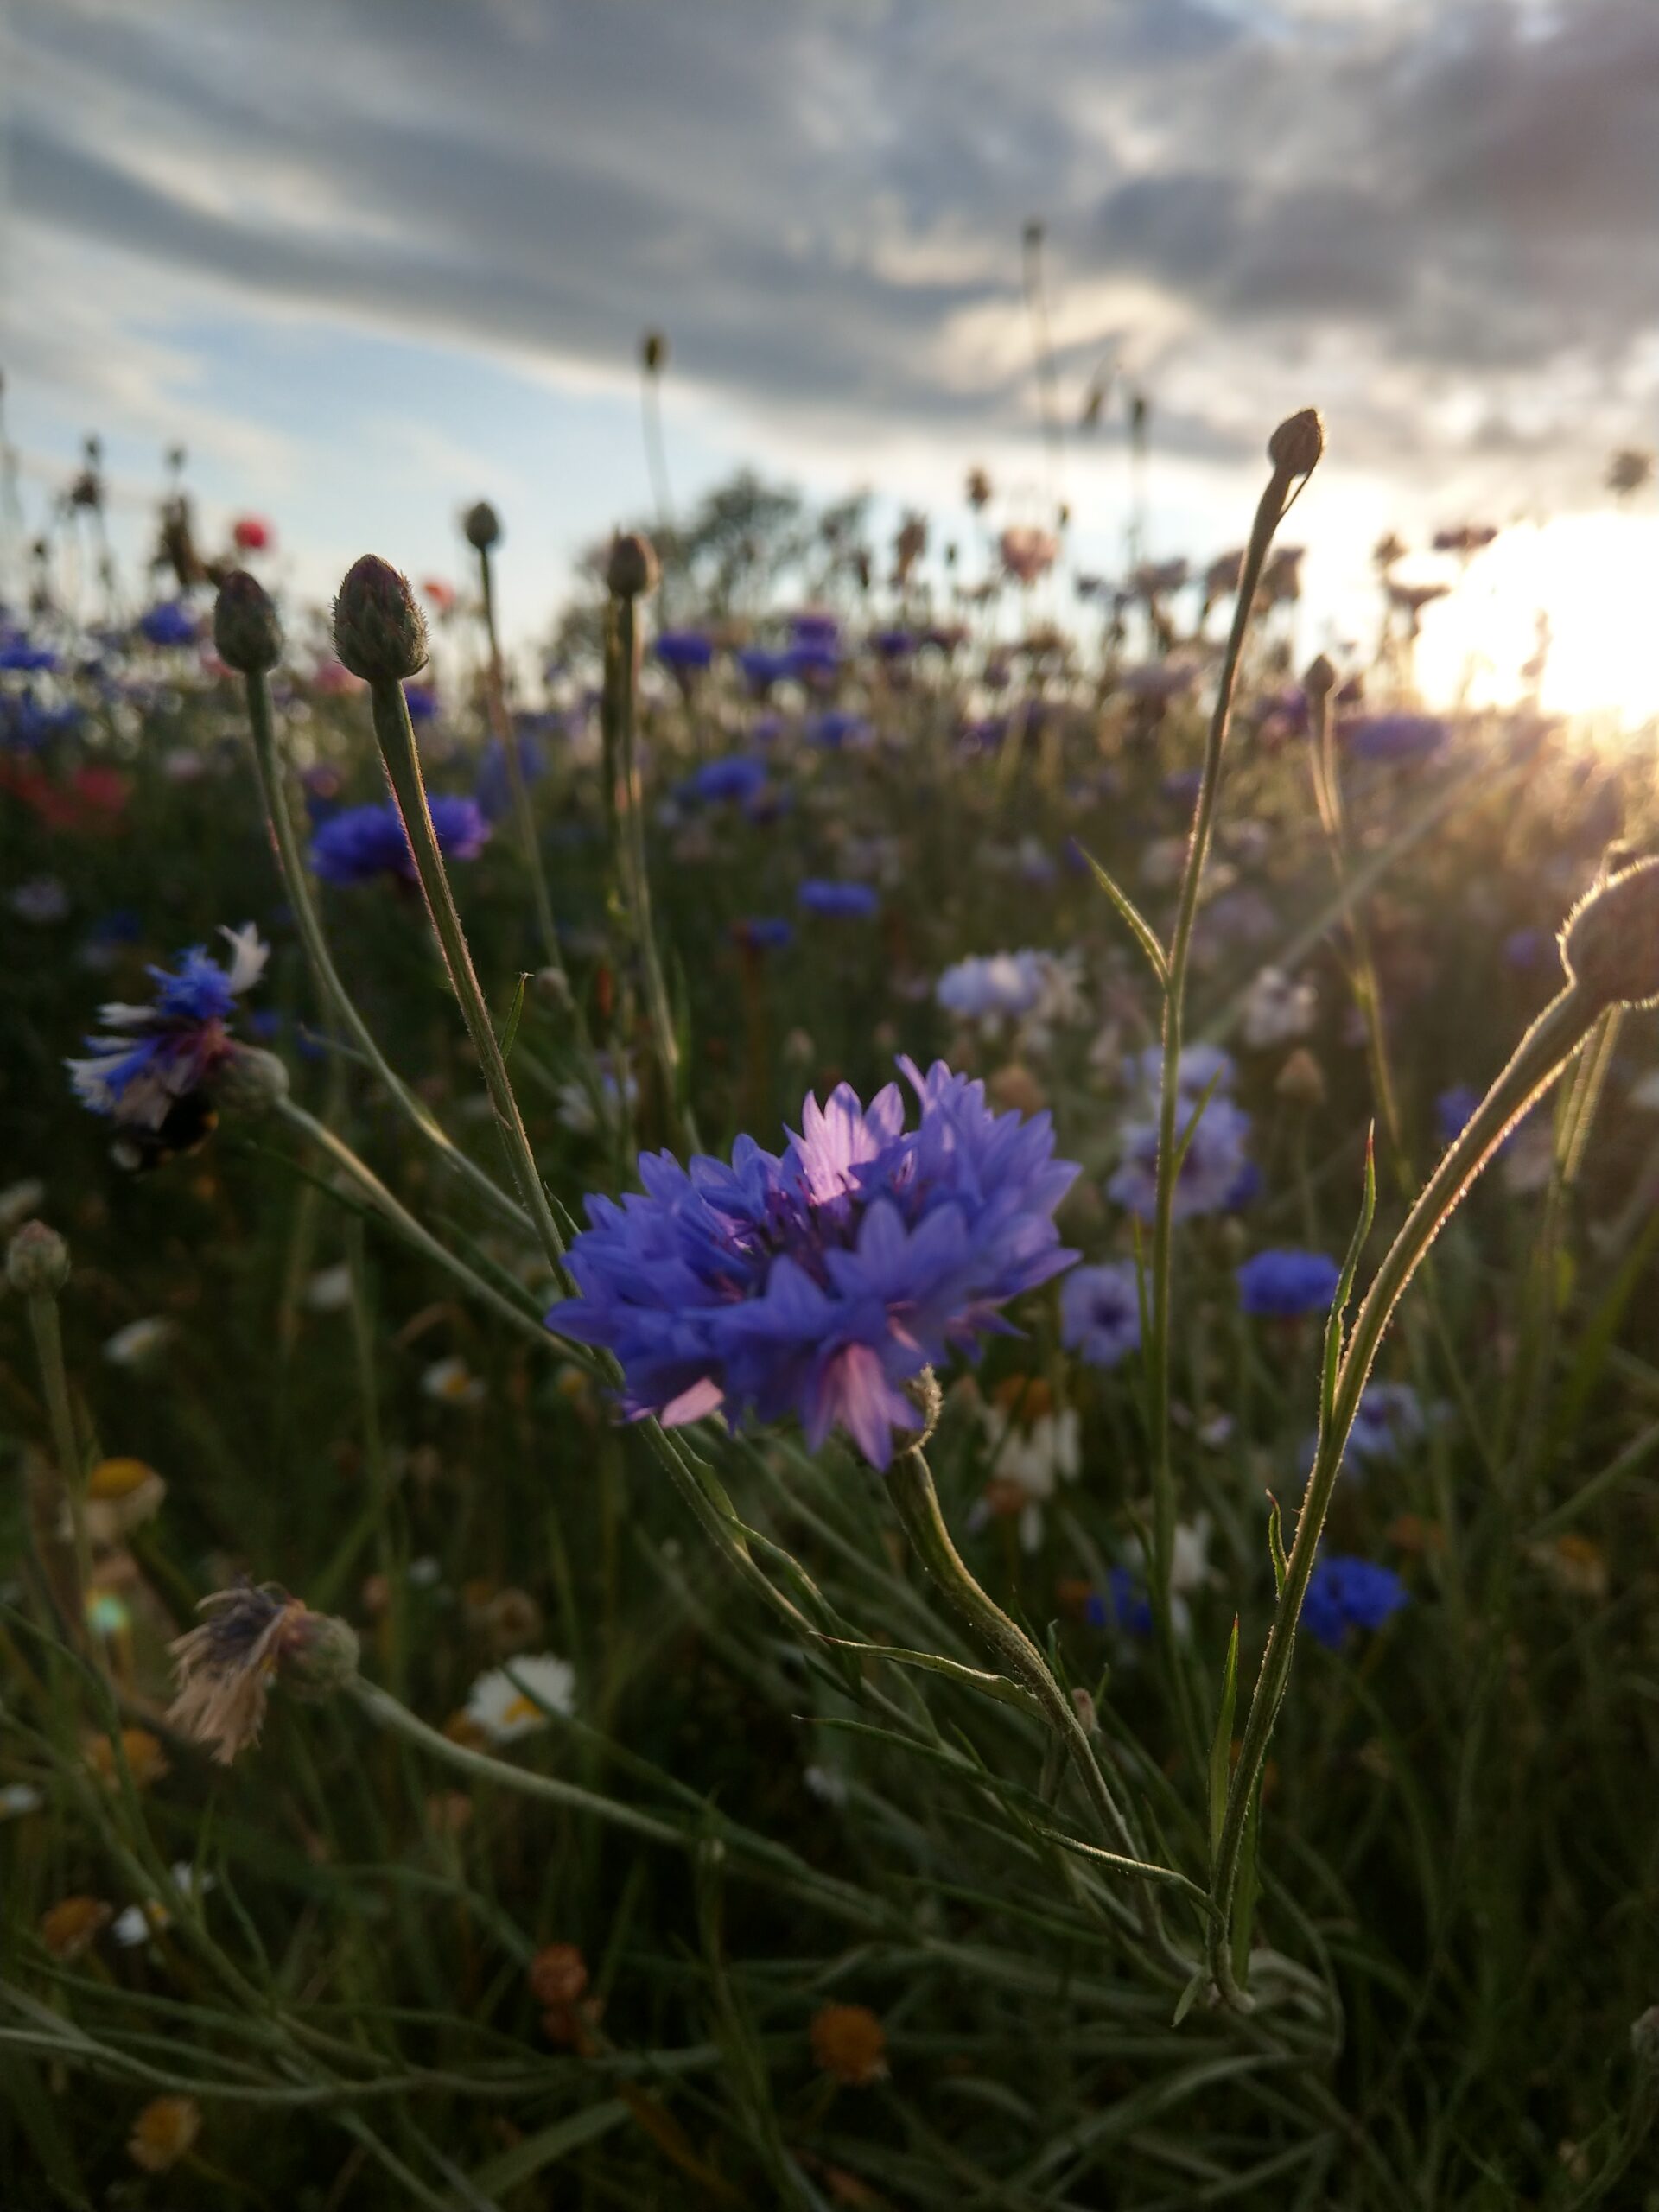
[936,951,1048,1022]
[737,648,795,692]
[0,639,61,672]
[799,880,878,918]
[871,628,915,658]
[791,612,841,651]
[476,732,547,821]
[683,755,769,806]
[68,925,267,1129]
[805,709,872,750]
[309,797,490,884]
[1236,1248,1342,1317]
[1108,1091,1255,1223]
[547,1058,1081,1466]
[654,631,714,674]
[1301,1555,1409,1649]
[734,917,794,951]
[1503,927,1549,970]
[1345,1380,1426,1467]
[1060,1262,1141,1369]
[1435,1084,1481,1144]
[403,683,440,724]
[137,601,198,650]
[1085,1567,1154,1637]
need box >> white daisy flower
[464,1654,576,1744]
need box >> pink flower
[999,526,1058,586]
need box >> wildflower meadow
[4,397,1659,2210]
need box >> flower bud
[333,555,429,683]
[211,1043,289,1117]
[7,1219,69,1297]
[463,500,501,553]
[607,531,660,601]
[280,1609,361,1700]
[1275,1047,1327,1108]
[1268,408,1325,478]
[640,329,667,374]
[1303,653,1338,700]
[213,570,283,674]
[1560,857,1659,1010]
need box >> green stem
[477,543,563,977]
[604,592,699,1154]
[886,1447,1193,1980]
[1208,984,1599,1998]
[26,1290,93,1641]
[1147,449,1305,1712]
[274,1098,563,1361]
[238,666,528,1240]
[366,673,572,1286]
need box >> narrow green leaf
[1172,1967,1207,2027]
[812,1632,1041,1716]
[496,970,530,1062]
[1267,1493,1288,1596]
[467,2100,632,2194]
[1077,842,1169,987]
[1208,1617,1240,1866]
[1231,1775,1264,1991]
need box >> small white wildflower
[304,1264,353,1313]
[804,1764,849,1808]
[422,1356,486,1407]
[464,1654,576,1744]
[111,1863,214,1948]
[0,1783,45,1821]
[104,1317,173,1367]
[1241,967,1317,1050]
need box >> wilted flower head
[67,925,266,1130]
[309,797,490,884]
[548,1059,1079,1467]
[168,1583,359,1764]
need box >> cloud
[5,0,1658,500]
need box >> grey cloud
[8,0,1659,478]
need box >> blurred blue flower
[738,648,795,692]
[1503,927,1549,970]
[1236,1248,1342,1317]
[403,683,440,724]
[68,924,266,1128]
[1109,1090,1255,1223]
[1344,712,1447,762]
[683,755,769,806]
[547,1058,1080,1465]
[871,628,915,658]
[937,951,1049,1022]
[733,917,794,950]
[137,602,198,650]
[799,879,878,918]
[476,732,548,821]
[805,709,872,750]
[310,798,490,884]
[1085,1567,1154,1637]
[654,631,714,674]
[1301,1555,1409,1649]
[1060,1262,1141,1369]
[0,639,61,672]
[1346,1379,1426,1467]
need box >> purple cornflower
[547,1059,1080,1466]
[738,648,795,693]
[1435,1084,1481,1145]
[1301,1555,1409,1649]
[309,798,490,884]
[936,952,1048,1022]
[1236,1248,1342,1318]
[68,925,266,1128]
[799,880,878,919]
[137,602,198,650]
[872,628,915,658]
[1108,1092,1255,1222]
[654,631,714,674]
[1060,1262,1141,1370]
[805,709,873,750]
[0,639,61,672]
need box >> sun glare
[1414,512,1659,728]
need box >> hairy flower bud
[7,1219,69,1297]
[333,556,429,683]
[280,1609,361,1701]
[1560,858,1659,1010]
[1268,408,1325,478]
[213,570,283,674]
[462,500,501,552]
[212,1043,289,1117]
[607,531,660,601]
[1303,653,1338,699]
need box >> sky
[3,0,1657,706]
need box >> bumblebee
[110,1090,219,1173]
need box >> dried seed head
[168,1583,358,1764]
[1268,408,1325,478]
[463,500,501,553]
[1275,1047,1327,1108]
[1303,653,1338,700]
[7,1219,69,1296]
[128,2094,201,2174]
[40,1895,112,1960]
[213,570,283,674]
[607,531,660,601]
[1560,857,1659,1010]
[333,555,429,683]
[529,1942,588,2008]
[212,1043,289,1117]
